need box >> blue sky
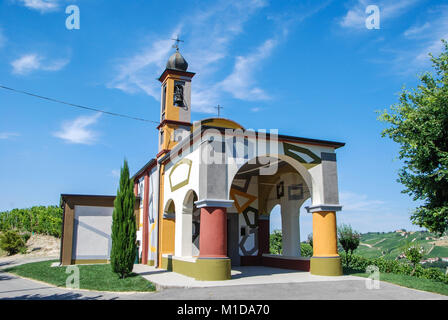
[1,0,447,239]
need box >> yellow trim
[149,221,157,253]
[158,164,165,266]
[72,259,109,265]
[192,118,244,131]
[161,256,231,281]
[169,158,192,191]
[310,257,342,276]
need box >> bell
[174,84,184,106]
[174,93,183,106]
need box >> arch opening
[175,190,199,257]
[228,155,312,270]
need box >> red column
[142,173,150,264]
[199,207,227,258]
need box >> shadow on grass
[343,267,366,276]
[1,292,112,300]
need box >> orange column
[199,207,227,258]
[312,211,339,257]
[142,173,150,264]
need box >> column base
[161,255,231,281]
[310,256,342,276]
[196,258,231,281]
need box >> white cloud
[335,191,422,233]
[109,0,268,113]
[339,191,385,212]
[111,169,120,178]
[384,6,448,74]
[340,0,420,30]
[11,53,69,75]
[109,0,326,114]
[220,39,277,101]
[403,22,431,38]
[16,0,59,13]
[108,36,176,100]
[0,132,20,139]
[411,8,448,64]
[11,54,40,75]
[53,113,101,145]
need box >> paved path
[0,257,446,300]
[133,264,367,289]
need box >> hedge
[0,206,62,238]
[341,252,448,284]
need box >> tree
[378,40,448,235]
[338,224,360,265]
[402,241,425,275]
[307,233,313,247]
[110,159,137,279]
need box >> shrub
[341,252,448,284]
[0,230,26,255]
[269,230,282,255]
[300,243,313,257]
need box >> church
[60,46,345,281]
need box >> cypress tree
[110,159,137,279]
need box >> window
[160,130,164,146]
[161,84,166,120]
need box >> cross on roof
[215,104,223,118]
[171,35,184,51]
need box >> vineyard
[0,206,63,238]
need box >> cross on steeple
[171,35,184,51]
[215,104,223,118]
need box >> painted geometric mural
[230,173,259,257]
[283,142,321,168]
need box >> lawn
[344,267,448,296]
[4,260,156,292]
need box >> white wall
[72,205,113,260]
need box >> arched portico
[228,156,312,270]
[226,152,341,275]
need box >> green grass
[344,267,448,296]
[4,260,156,292]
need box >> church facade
[130,49,346,280]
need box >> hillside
[353,230,448,262]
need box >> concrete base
[161,255,231,281]
[310,256,342,276]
